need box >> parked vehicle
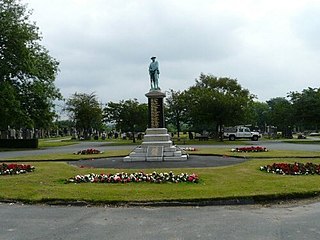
[223,126,260,141]
[309,132,320,137]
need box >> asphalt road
[69,155,246,169]
[1,201,320,240]
[0,141,122,159]
[0,139,319,159]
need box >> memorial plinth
[124,90,188,162]
[146,90,165,128]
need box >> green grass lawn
[172,138,250,145]
[191,148,320,158]
[282,140,320,144]
[38,139,78,148]
[2,149,132,161]
[2,143,320,205]
[1,158,320,204]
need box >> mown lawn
[2,149,132,161]
[1,158,320,204]
[38,139,77,148]
[191,148,320,158]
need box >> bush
[0,139,38,148]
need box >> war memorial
[124,57,188,162]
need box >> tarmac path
[1,201,320,240]
[69,155,246,169]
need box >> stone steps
[124,128,188,162]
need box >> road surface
[0,140,319,159]
[1,201,320,240]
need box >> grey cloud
[293,4,320,51]
[26,0,320,104]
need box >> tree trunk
[132,130,136,143]
[216,123,224,142]
[177,117,181,138]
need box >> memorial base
[123,128,188,162]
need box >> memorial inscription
[150,98,160,128]
[147,146,163,157]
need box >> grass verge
[2,149,132,161]
[282,140,320,144]
[38,139,77,148]
[190,148,320,158]
[1,158,320,205]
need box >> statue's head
[151,56,156,61]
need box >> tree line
[64,75,320,141]
[1,0,319,140]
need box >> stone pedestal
[124,128,188,162]
[146,90,166,128]
[123,90,188,162]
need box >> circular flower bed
[66,171,199,184]
[260,162,320,175]
[0,163,35,175]
[182,147,197,151]
[74,148,103,155]
[231,146,267,152]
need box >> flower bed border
[0,163,35,175]
[260,162,320,175]
[67,171,199,184]
[232,146,267,152]
[182,147,198,151]
[74,148,103,155]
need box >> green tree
[65,92,103,140]
[52,119,74,136]
[0,0,61,131]
[104,99,147,143]
[245,101,270,131]
[184,73,254,138]
[0,81,24,128]
[266,97,294,137]
[289,87,320,131]
[165,89,188,138]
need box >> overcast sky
[24,0,320,104]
